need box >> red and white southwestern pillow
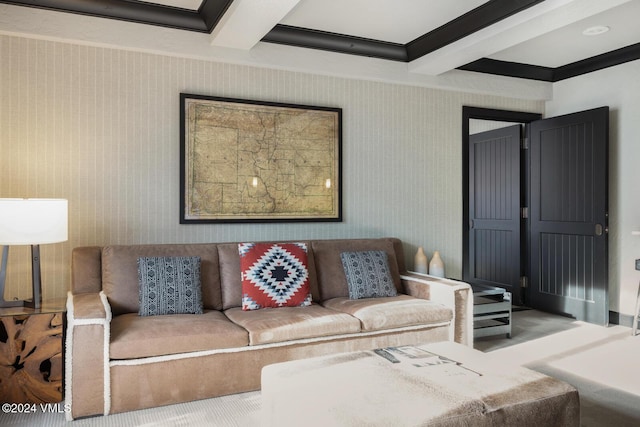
[239,242,312,311]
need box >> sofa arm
[65,291,112,420]
[400,273,473,347]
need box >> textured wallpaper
[0,34,543,301]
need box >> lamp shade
[0,199,68,245]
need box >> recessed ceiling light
[582,26,610,36]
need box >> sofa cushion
[311,239,402,302]
[224,304,361,345]
[340,250,397,299]
[102,244,222,316]
[218,241,320,310]
[322,295,453,332]
[110,310,249,360]
[239,243,312,310]
[138,256,203,316]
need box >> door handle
[595,223,603,236]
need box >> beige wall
[0,34,543,301]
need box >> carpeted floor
[475,309,640,427]
[0,391,262,427]
[2,309,639,426]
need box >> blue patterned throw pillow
[340,251,397,300]
[138,256,203,316]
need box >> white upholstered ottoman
[261,341,579,426]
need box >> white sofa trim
[65,291,112,419]
[400,273,474,347]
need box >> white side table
[471,284,512,339]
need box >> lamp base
[23,298,40,310]
[28,244,42,309]
[0,298,24,308]
[0,245,42,309]
[0,246,25,307]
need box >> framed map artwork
[180,94,342,223]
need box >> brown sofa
[65,238,473,419]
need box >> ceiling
[2,0,640,83]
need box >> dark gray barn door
[529,107,609,325]
[468,125,522,302]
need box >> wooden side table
[0,299,65,403]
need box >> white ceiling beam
[408,0,632,76]
[210,0,302,50]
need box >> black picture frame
[180,93,342,223]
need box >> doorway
[462,106,609,326]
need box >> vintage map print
[180,95,341,222]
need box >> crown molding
[0,0,236,32]
[262,25,407,61]
[459,41,640,82]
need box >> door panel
[529,107,609,325]
[468,125,522,301]
[539,233,594,301]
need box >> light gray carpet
[2,309,639,426]
[475,309,640,427]
[0,391,261,427]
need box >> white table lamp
[0,199,68,308]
